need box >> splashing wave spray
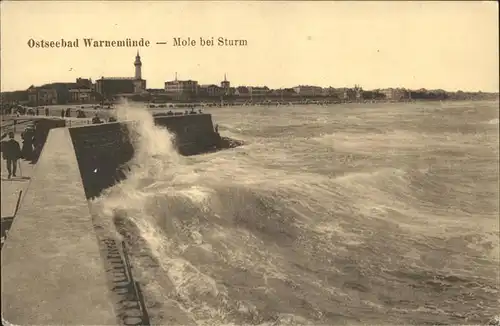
[91,101,232,324]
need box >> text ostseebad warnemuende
[27,38,151,48]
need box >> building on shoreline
[26,80,96,106]
[69,87,93,103]
[199,84,222,97]
[95,51,146,99]
[248,86,270,98]
[164,74,199,100]
[95,77,136,98]
[76,78,93,89]
[29,84,58,105]
[0,90,29,106]
[234,86,250,97]
[7,52,146,106]
[380,88,409,101]
[293,85,323,97]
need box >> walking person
[1,132,22,179]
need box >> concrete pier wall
[154,113,221,155]
[69,113,221,199]
[69,122,135,199]
[1,128,117,325]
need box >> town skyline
[4,70,500,94]
[1,1,498,93]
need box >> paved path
[1,128,117,325]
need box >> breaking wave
[91,101,500,325]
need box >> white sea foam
[90,100,499,325]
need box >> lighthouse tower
[134,50,142,80]
[133,51,146,93]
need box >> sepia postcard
[1,1,499,325]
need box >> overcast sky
[1,1,498,92]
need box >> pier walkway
[1,128,117,325]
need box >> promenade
[0,133,34,248]
[0,115,88,247]
[1,128,117,325]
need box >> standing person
[21,127,34,160]
[45,107,49,116]
[1,132,21,179]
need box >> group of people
[1,124,38,179]
[91,113,116,124]
[185,107,203,115]
[61,108,72,118]
[3,106,50,117]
